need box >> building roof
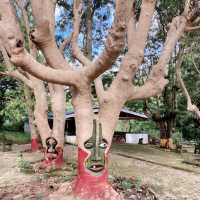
[49,107,148,121]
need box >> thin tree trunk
[48,83,66,168]
[23,4,66,168]
[24,85,41,152]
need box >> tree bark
[24,85,41,152]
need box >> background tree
[176,30,200,141]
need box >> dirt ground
[0,144,200,200]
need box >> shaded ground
[0,144,200,200]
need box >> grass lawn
[0,130,31,144]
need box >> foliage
[16,154,33,174]
[175,31,200,140]
[172,131,182,144]
[121,178,134,190]
[116,120,157,133]
[118,176,142,191]
[0,130,30,144]
[0,76,19,109]
[0,87,27,131]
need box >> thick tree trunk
[69,86,123,199]
[158,121,173,149]
[153,112,173,149]
[72,148,122,200]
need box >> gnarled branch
[83,0,128,81]
[10,49,80,87]
[72,0,91,66]
[176,49,200,119]
[0,45,33,88]
[59,34,73,54]
[128,16,187,101]
[30,0,71,70]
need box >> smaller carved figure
[46,137,58,160]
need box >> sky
[54,1,165,76]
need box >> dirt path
[0,145,38,187]
[109,154,200,200]
[0,144,200,200]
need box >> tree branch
[59,34,72,54]
[0,0,83,88]
[127,0,136,50]
[132,0,156,52]
[176,50,200,119]
[71,0,91,66]
[83,0,128,80]
[185,25,200,32]
[30,0,72,70]
[94,76,105,104]
[0,70,33,88]
[128,16,187,101]
[183,0,191,16]
[30,0,55,34]
[0,45,33,88]
[10,49,80,87]
[104,0,156,102]
[0,0,23,55]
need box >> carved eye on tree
[99,142,107,149]
[84,142,94,149]
[99,139,108,149]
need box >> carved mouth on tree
[87,163,105,173]
[46,152,58,160]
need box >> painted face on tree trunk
[46,137,58,156]
[84,120,108,174]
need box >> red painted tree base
[49,181,124,200]
[36,147,64,171]
[31,138,41,152]
[49,148,124,200]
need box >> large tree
[0,1,66,169]
[0,0,199,199]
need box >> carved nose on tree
[48,147,54,153]
[92,153,102,162]
[94,156,102,161]
[16,39,23,48]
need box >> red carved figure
[41,137,64,170]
